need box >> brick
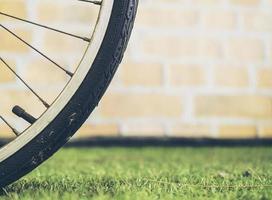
[0,90,46,118]
[268,0,272,6]
[120,61,163,86]
[169,64,206,86]
[258,126,272,138]
[230,0,260,6]
[170,124,211,138]
[195,95,272,119]
[42,32,87,53]
[141,36,222,59]
[0,60,16,83]
[40,89,67,105]
[121,123,165,137]
[24,59,68,85]
[0,0,27,19]
[0,124,14,138]
[214,67,249,87]
[100,92,182,118]
[191,0,220,5]
[257,68,272,88]
[219,125,257,139]
[0,29,32,53]
[137,7,198,28]
[74,124,119,138]
[37,2,99,23]
[226,38,264,62]
[243,12,272,32]
[203,11,237,30]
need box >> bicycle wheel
[0,0,138,187]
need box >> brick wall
[0,0,272,139]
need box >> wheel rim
[0,0,114,162]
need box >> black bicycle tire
[0,0,138,187]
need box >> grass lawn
[2,147,272,199]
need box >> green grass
[2,147,272,199]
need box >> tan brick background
[0,0,272,139]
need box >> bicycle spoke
[0,0,102,134]
[0,116,19,136]
[0,0,138,186]
[0,24,74,77]
[0,12,91,42]
[78,0,102,5]
[0,57,50,108]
